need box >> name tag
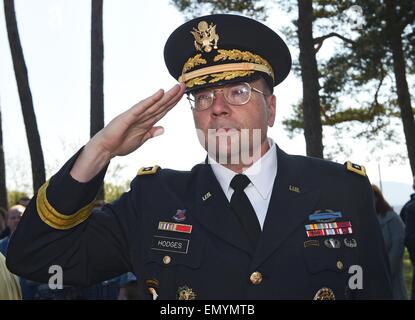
[151,235,189,254]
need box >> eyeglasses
[187,82,267,111]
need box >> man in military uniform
[7,14,392,299]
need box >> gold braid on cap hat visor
[179,49,275,86]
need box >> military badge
[202,192,212,201]
[137,165,160,176]
[324,238,341,249]
[305,220,353,238]
[345,161,366,177]
[289,185,300,193]
[344,238,357,248]
[313,287,336,300]
[172,209,187,222]
[158,221,192,234]
[304,240,320,248]
[308,210,342,222]
[146,279,159,300]
[177,285,197,300]
[191,21,219,53]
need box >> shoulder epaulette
[344,161,366,177]
[137,165,161,176]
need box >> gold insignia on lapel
[202,191,212,201]
[345,161,366,177]
[137,165,160,176]
[177,285,196,300]
[191,21,219,52]
[313,287,336,300]
[289,185,300,193]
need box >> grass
[403,248,413,299]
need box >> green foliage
[104,181,130,203]
[404,248,413,299]
[7,190,29,209]
[170,0,269,21]
[282,0,415,159]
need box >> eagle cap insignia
[191,21,219,53]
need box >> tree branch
[314,32,355,53]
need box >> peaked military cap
[164,14,291,92]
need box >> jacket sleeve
[6,148,140,287]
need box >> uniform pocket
[303,246,352,274]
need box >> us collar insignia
[158,221,192,234]
[191,21,219,53]
[202,191,212,201]
[173,209,187,222]
[177,285,197,300]
[289,185,300,193]
[313,287,336,300]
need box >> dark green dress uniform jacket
[6,145,392,299]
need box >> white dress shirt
[208,138,278,230]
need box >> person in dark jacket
[401,176,415,299]
[372,185,407,299]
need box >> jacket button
[250,271,263,285]
[163,256,171,265]
[336,260,344,270]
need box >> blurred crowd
[0,199,143,300]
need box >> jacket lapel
[252,147,321,269]
[189,163,254,256]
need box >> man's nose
[210,91,231,117]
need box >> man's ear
[267,94,276,127]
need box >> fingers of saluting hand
[130,83,185,121]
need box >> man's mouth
[214,128,240,136]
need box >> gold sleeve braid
[36,181,95,230]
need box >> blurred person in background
[401,177,415,299]
[0,252,21,299]
[0,205,25,255]
[0,207,7,239]
[372,185,407,300]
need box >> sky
[0,0,413,204]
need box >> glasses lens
[192,90,213,110]
[224,83,251,105]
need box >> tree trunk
[4,0,45,192]
[297,0,324,158]
[91,0,105,200]
[386,1,415,177]
[0,108,8,209]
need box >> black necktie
[230,174,261,247]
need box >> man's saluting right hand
[70,83,185,182]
